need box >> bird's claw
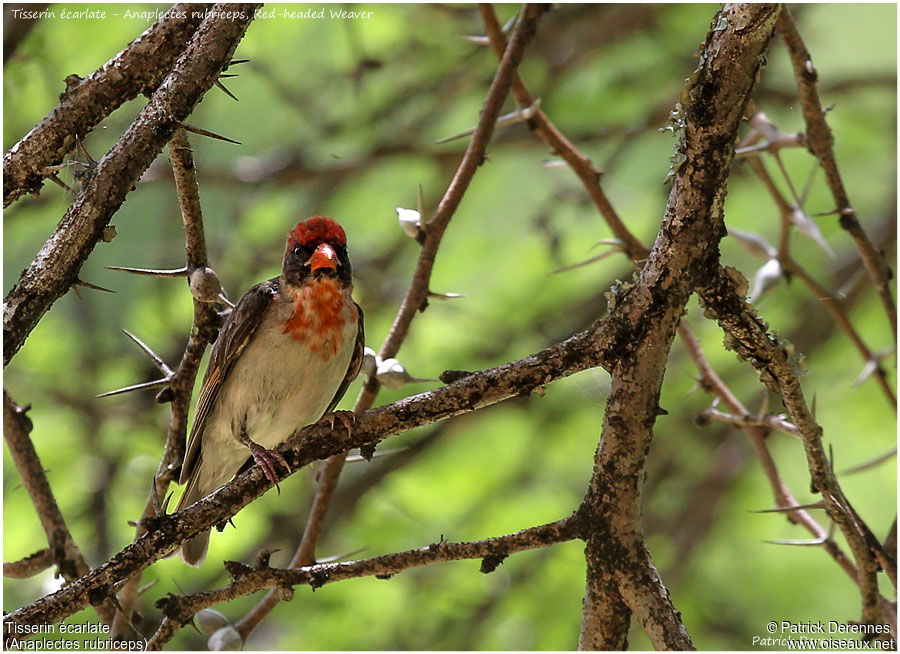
[322,410,356,436]
[247,441,290,492]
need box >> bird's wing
[179,278,279,485]
[322,301,365,416]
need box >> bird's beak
[306,243,340,272]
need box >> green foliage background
[4,4,896,650]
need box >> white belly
[195,302,357,493]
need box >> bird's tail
[180,531,210,567]
[175,469,211,566]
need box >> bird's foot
[243,438,290,492]
[322,410,356,436]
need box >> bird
[176,216,364,565]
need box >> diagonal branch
[375,3,551,369]
[775,7,897,341]
[478,3,648,261]
[3,389,114,623]
[698,268,891,628]
[2,3,210,207]
[151,516,581,649]
[3,3,259,367]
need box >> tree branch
[3,549,55,579]
[151,516,581,648]
[2,3,210,207]
[3,3,258,367]
[3,389,114,624]
[775,7,897,341]
[578,4,781,649]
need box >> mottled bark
[578,4,781,649]
[3,4,209,206]
[3,4,258,365]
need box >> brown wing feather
[322,301,365,416]
[179,278,279,484]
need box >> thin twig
[840,448,897,476]
[111,129,228,639]
[781,257,896,408]
[151,516,580,649]
[4,549,55,579]
[776,8,897,341]
[738,115,896,408]
[697,407,801,436]
[3,390,115,623]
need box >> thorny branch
[3,2,258,366]
[110,129,228,640]
[377,4,550,369]
[776,7,896,341]
[150,517,581,649]
[699,270,892,629]
[2,3,210,207]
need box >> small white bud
[189,266,228,304]
[208,625,243,651]
[195,608,229,636]
[396,207,423,239]
[749,258,782,303]
[376,358,437,389]
[361,347,377,377]
[376,358,410,389]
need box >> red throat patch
[282,277,348,358]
